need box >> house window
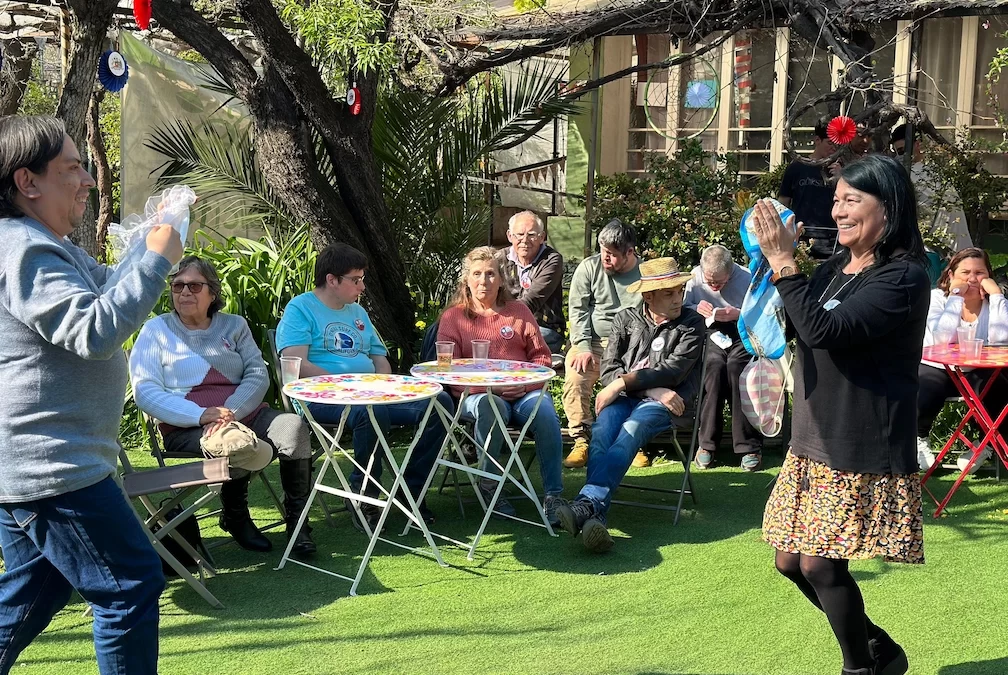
[914,18,963,130]
[729,29,776,179]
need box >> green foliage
[280,0,395,82]
[513,0,547,11]
[589,140,745,268]
[985,30,1008,129]
[99,92,122,216]
[18,60,57,116]
[919,132,1008,250]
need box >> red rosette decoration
[133,0,152,31]
[826,115,857,145]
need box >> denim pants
[0,476,165,675]
[307,391,454,498]
[579,397,674,517]
[539,326,564,354]
[460,390,563,496]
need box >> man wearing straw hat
[555,257,704,552]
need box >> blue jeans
[579,397,674,516]
[460,391,563,496]
[307,391,454,498]
[539,326,564,354]
[0,476,165,675]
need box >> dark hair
[813,114,832,141]
[173,255,225,316]
[937,247,994,296]
[314,243,368,287]
[0,116,67,218]
[597,218,636,254]
[825,155,926,273]
[890,123,918,148]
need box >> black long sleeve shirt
[776,256,930,475]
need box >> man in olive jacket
[556,257,704,553]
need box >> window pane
[732,29,776,129]
[914,17,962,128]
[788,34,834,128]
[847,22,898,119]
[972,17,1008,127]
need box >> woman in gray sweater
[0,116,182,675]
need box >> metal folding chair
[611,340,708,525]
[118,447,230,609]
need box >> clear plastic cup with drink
[435,341,454,371]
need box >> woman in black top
[751,155,929,675]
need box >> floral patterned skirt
[762,451,925,564]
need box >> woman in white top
[917,247,1008,471]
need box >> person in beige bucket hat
[555,257,705,553]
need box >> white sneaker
[916,437,936,471]
[956,446,993,475]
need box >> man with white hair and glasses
[684,244,763,471]
[498,210,565,353]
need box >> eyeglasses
[339,275,365,285]
[510,232,542,240]
[170,281,206,294]
[893,146,906,156]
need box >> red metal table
[920,345,1008,516]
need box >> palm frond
[146,118,299,235]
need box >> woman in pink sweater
[438,247,563,525]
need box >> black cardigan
[776,257,930,475]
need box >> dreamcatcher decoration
[98,49,129,93]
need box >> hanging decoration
[346,82,361,115]
[1,41,5,73]
[826,115,858,145]
[98,50,129,93]
[133,0,152,31]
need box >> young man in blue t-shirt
[277,243,452,530]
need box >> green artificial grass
[10,448,1008,675]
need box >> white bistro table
[408,358,557,559]
[277,373,447,596]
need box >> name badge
[824,299,841,311]
[650,336,665,351]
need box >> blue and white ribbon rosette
[736,199,796,360]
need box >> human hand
[714,306,740,322]
[648,387,684,416]
[199,406,234,427]
[981,278,1002,298]
[594,379,625,416]
[696,301,714,318]
[949,279,971,296]
[751,199,802,269]
[146,224,184,265]
[569,350,597,374]
[202,419,230,438]
[827,161,843,177]
[498,385,526,399]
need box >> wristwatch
[770,266,797,285]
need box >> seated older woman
[918,247,1008,473]
[130,255,315,558]
[437,246,563,525]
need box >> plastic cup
[279,356,301,385]
[472,339,490,365]
[435,341,454,370]
[963,338,984,358]
[957,326,977,344]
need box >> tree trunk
[87,90,113,262]
[154,0,418,360]
[56,0,118,259]
[0,38,39,116]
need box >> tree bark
[56,0,118,258]
[87,89,113,262]
[0,38,39,116]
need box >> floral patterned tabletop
[922,345,1008,369]
[410,359,555,386]
[283,374,443,405]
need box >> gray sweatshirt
[568,254,642,351]
[0,216,172,502]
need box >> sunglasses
[170,281,207,294]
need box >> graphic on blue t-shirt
[324,323,363,357]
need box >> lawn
[10,449,1008,675]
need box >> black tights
[775,551,881,670]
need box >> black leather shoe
[868,631,908,675]
[219,475,272,552]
